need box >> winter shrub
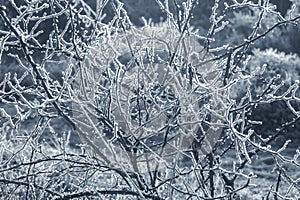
[72,21,225,174]
[0,0,299,199]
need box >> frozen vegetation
[0,0,299,199]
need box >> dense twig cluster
[0,0,299,199]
